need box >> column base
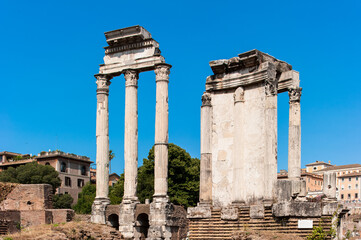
[119,198,139,239]
[91,197,110,224]
[147,196,172,240]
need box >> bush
[53,194,73,209]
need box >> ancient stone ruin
[91,26,186,239]
[91,26,348,239]
[187,49,347,239]
[0,183,73,234]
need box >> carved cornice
[155,64,171,82]
[95,74,111,94]
[265,63,278,96]
[265,78,278,96]
[124,69,139,87]
[288,87,302,103]
[234,87,245,103]
[201,92,212,107]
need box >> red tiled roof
[337,172,361,178]
[315,164,361,172]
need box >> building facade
[0,150,92,203]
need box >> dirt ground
[0,221,122,240]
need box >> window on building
[356,193,358,199]
[349,177,352,182]
[45,162,50,166]
[77,179,84,187]
[65,177,71,187]
[348,194,351,199]
[342,178,344,182]
[81,166,87,176]
[341,185,344,190]
[341,194,344,199]
[348,185,351,190]
[65,192,68,195]
[356,177,359,181]
[313,167,317,170]
[356,184,359,189]
[61,162,67,173]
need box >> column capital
[95,74,112,94]
[234,87,245,103]
[155,63,171,82]
[201,92,212,107]
[124,69,139,87]
[265,78,278,96]
[288,87,302,103]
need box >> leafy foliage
[53,194,73,209]
[110,143,200,207]
[73,182,96,214]
[0,162,61,190]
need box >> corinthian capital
[95,74,111,93]
[124,70,139,87]
[265,78,278,96]
[155,64,171,82]
[288,87,302,103]
[201,92,212,107]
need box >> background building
[0,150,92,203]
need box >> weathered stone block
[250,204,264,219]
[272,202,322,217]
[321,202,339,216]
[21,210,53,227]
[187,206,211,219]
[49,209,74,223]
[221,207,238,220]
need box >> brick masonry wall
[21,210,53,227]
[0,184,53,211]
[189,206,333,240]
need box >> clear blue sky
[1,0,360,174]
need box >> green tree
[73,182,96,214]
[109,143,200,207]
[0,162,61,190]
[53,193,73,209]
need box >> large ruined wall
[0,184,53,211]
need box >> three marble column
[92,63,171,226]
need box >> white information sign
[298,219,313,229]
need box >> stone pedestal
[288,87,302,180]
[147,197,172,240]
[91,198,110,224]
[119,200,139,239]
[323,172,337,200]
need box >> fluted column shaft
[123,70,139,201]
[200,92,212,204]
[154,64,171,198]
[288,87,302,180]
[232,87,245,203]
[264,79,278,202]
[95,74,111,199]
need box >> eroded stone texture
[323,172,337,200]
[200,50,300,207]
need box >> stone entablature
[99,25,165,75]
[206,49,299,93]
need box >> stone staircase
[0,221,9,235]
[189,206,333,239]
